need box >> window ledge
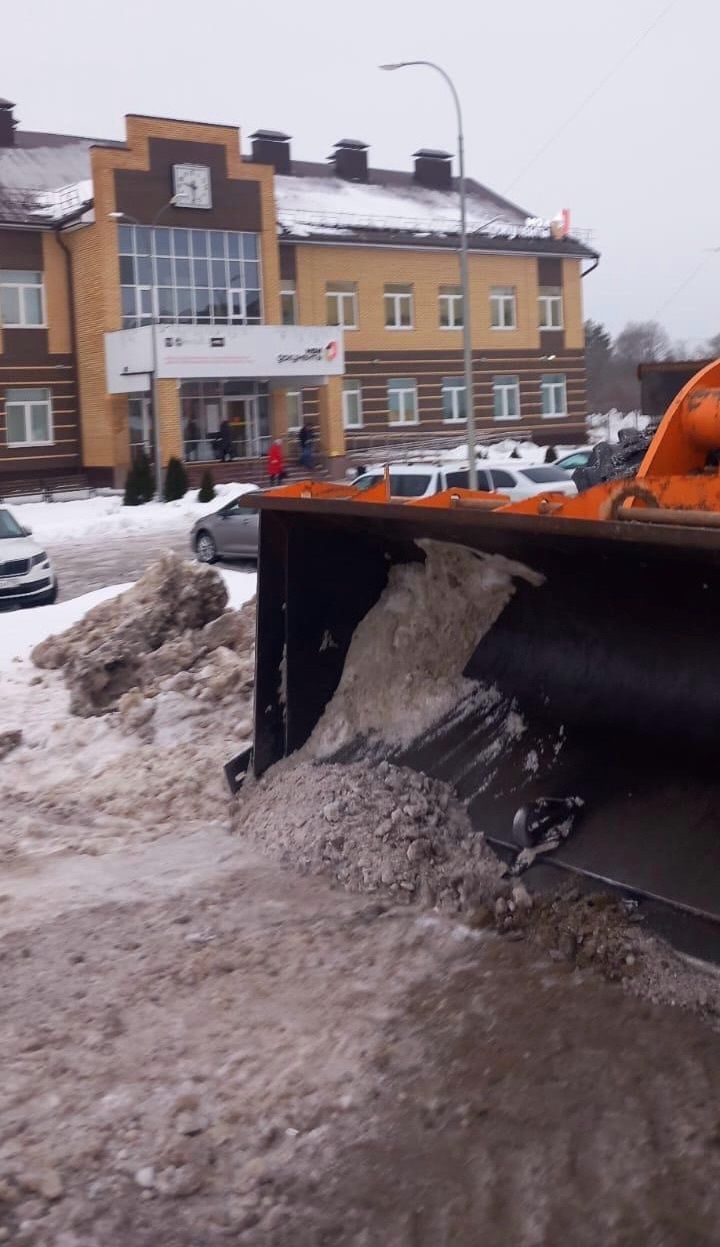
[439,325,463,331]
[490,326,518,332]
[542,413,568,419]
[388,420,420,427]
[442,418,467,425]
[6,441,55,448]
[385,326,414,332]
[1,323,47,330]
[492,416,521,422]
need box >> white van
[352,462,577,503]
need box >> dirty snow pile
[0,554,256,858]
[307,540,542,758]
[238,759,505,912]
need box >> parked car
[0,507,58,608]
[192,488,260,563]
[352,461,577,503]
[554,448,593,472]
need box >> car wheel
[195,530,218,563]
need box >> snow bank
[0,568,256,669]
[306,540,542,757]
[587,411,650,443]
[0,584,132,669]
[9,483,257,545]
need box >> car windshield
[354,474,382,492]
[522,467,573,483]
[0,509,24,539]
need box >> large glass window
[326,282,357,329]
[541,374,568,417]
[179,380,269,461]
[342,379,363,429]
[118,227,262,328]
[0,271,45,327]
[384,285,413,329]
[5,387,53,446]
[492,375,521,421]
[387,378,418,425]
[538,286,564,329]
[441,377,466,423]
[438,286,463,329]
[490,286,517,330]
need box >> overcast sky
[3,0,715,346]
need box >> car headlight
[30,551,49,567]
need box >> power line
[653,250,720,319]
[505,0,679,193]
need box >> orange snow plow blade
[232,360,720,949]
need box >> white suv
[352,461,577,502]
[0,507,58,608]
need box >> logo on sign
[325,341,338,362]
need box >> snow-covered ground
[0,567,256,669]
[7,482,256,545]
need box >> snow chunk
[306,540,542,757]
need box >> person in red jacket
[268,438,286,486]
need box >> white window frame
[5,387,54,447]
[384,285,414,330]
[387,378,418,426]
[0,271,46,328]
[281,281,297,326]
[438,286,464,329]
[326,284,358,330]
[538,287,564,330]
[342,379,363,429]
[441,377,466,424]
[493,376,521,422]
[541,374,568,418]
[286,390,303,432]
[490,286,517,331]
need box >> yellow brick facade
[67,114,282,481]
[295,245,552,352]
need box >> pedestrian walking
[268,438,286,486]
[298,422,313,470]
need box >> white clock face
[172,164,212,209]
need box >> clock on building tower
[172,164,212,209]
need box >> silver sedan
[191,493,259,563]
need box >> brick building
[0,101,598,487]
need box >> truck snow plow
[235,360,720,939]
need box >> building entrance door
[224,396,266,459]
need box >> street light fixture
[108,195,179,498]
[380,61,478,489]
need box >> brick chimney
[331,139,369,183]
[0,99,17,148]
[250,130,291,174]
[413,149,453,190]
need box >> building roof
[0,120,598,260]
[275,162,597,259]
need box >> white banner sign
[105,323,344,392]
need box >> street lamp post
[380,61,478,490]
[109,196,179,499]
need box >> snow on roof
[274,172,528,239]
[0,134,95,224]
[0,135,93,191]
